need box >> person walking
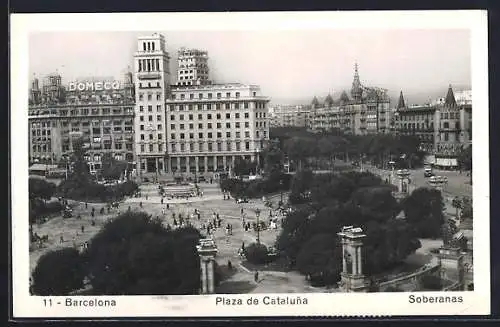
[254,271,259,283]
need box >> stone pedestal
[197,238,218,294]
[437,246,465,290]
[338,226,369,292]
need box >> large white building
[165,84,270,175]
[133,33,270,178]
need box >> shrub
[244,243,270,265]
[31,247,85,295]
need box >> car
[424,167,434,177]
[236,198,249,204]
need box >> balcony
[137,72,162,80]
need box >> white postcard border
[10,10,490,317]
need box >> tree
[458,145,472,184]
[284,137,316,171]
[101,153,128,181]
[31,247,85,295]
[277,171,421,283]
[461,196,473,220]
[295,233,342,286]
[29,178,56,203]
[451,196,463,220]
[233,157,257,176]
[83,212,202,295]
[244,243,270,264]
[262,139,283,175]
[402,187,445,238]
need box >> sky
[29,29,471,105]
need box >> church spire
[397,90,406,109]
[444,84,457,107]
[351,62,363,102]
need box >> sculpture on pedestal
[196,238,218,294]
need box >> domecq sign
[68,81,121,91]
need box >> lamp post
[279,180,284,206]
[255,208,261,244]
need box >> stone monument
[197,238,218,294]
[395,169,411,199]
[338,226,369,292]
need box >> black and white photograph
[11,11,490,317]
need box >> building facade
[165,83,270,175]
[269,105,311,128]
[133,33,171,175]
[28,73,136,173]
[176,47,211,86]
[310,64,392,135]
[394,85,472,168]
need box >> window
[140,134,145,140]
[158,144,163,152]
[226,123,231,128]
[140,144,145,152]
[208,143,213,151]
[244,102,248,109]
[236,122,241,128]
[236,132,241,138]
[180,114,184,121]
[208,123,212,129]
[199,93,203,99]
[208,132,213,139]
[170,124,175,130]
[217,93,221,99]
[236,92,240,98]
[197,104,202,110]
[208,93,213,99]
[171,133,175,139]
[189,114,194,120]
[226,92,231,98]
[225,103,230,110]
[180,124,185,130]
[158,133,162,140]
[181,94,185,100]
[216,113,221,119]
[148,94,152,101]
[236,142,241,151]
[149,115,153,121]
[207,114,212,120]
[180,133,185,139]
[179,105,184,111]
[171,144,176,152]
[217,132,222,138]
[226,113,230,119]
[149,134,154,140]
[158,124,162,130]
[139,106,144,112]
[149,144,154,152]
[444,132,449,141]
[189,123,194,129]
[140,125,144,131]
[235,113,240,119]
[199,132,203,138]
[139,93,144,101]
[140,116,144,122]
[157,105,162,111]
[157,93,161,100]
[226,132,231,138]
[190,94,194,99]
[189,133,194,139]
[235,103,239,109]
[148,105,152,112]
[443,122,449,129]
[245,142,250,150]
[216,104,221,110]
[244,112,249,118]
[198,123,203,129]
[188,104,193,111]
